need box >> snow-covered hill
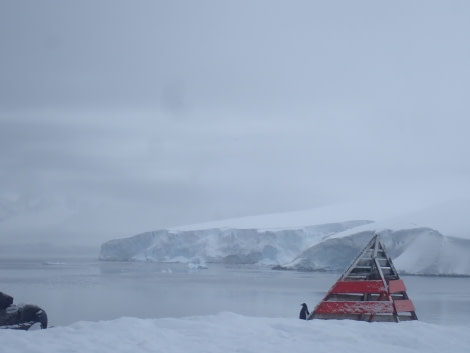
[99,199,470,276]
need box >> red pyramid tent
[308,234,418,322]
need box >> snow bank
[1,313,469,353]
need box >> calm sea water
[1,257,469,327]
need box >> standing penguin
[299,303,309,320]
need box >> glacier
[99,220,371,265]
[99,223,470,276]
[99,200,470,276]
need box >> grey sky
[1,1,470,246]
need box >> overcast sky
[1,1,470,247]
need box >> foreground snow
[1,312,468,353]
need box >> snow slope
[1,313,469,353]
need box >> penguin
[299,303,309,320]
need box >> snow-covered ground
[1,312,469,353]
